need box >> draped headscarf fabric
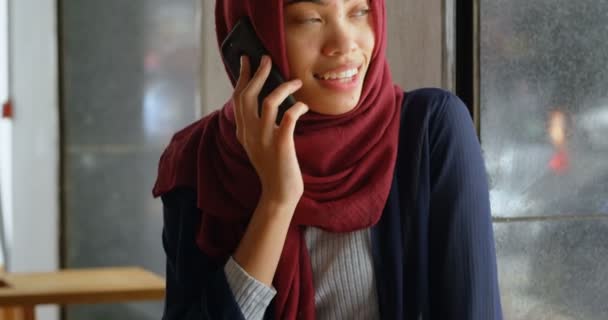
[153,1,404,319]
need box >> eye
[352,7,371,18]
[300,17,322,24]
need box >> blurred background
[0,0,606,319]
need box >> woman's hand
[232,55,309,210]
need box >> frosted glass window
[481,0,608,218]
[61,1,200,319]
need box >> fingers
[277,102,309,147]
[241,55,272,123]
[233,55,250,143]
[233,55,307,150]
[234,55,251,93]
[260,79,302,139]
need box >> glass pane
[61,0,200,319]
[495,219,608,320]
[481,0,608,217]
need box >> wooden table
[0,267,165,320]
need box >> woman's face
[283,0,375,115]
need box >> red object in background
[2,100,12,118]
[549,149,570,174]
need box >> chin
[308,99,358,115]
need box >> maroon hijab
[153,1,403,318]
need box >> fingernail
[262,55,269,66]
[240,55,245,70]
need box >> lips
[316,67,359,80]
[314,64,362,81]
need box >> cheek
[361,28,376,57]
[358,15,376,57]
[286,39,315,77]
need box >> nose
[321,21,358,56]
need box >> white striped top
[224,227,380,320]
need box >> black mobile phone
[221,17,296,125]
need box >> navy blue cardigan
[160,88,503,319]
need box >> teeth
[319,68,358,80]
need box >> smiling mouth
[314,66,362,82]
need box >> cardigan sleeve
[161,187,261,320]
[426,91,503,319]
[224,256,277,319]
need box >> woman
[153,0,503,319]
